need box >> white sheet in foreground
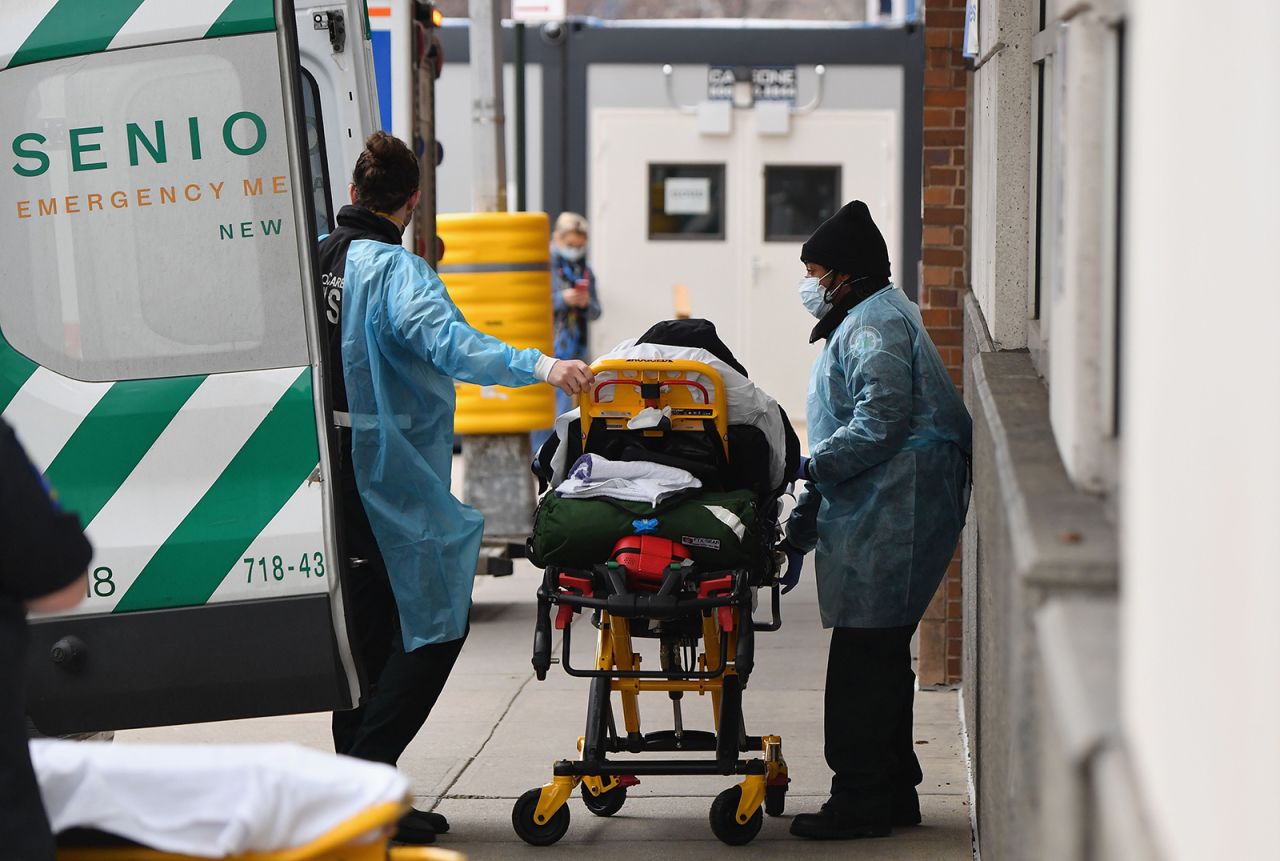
[32,740,408,857]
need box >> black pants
[824,624,921,814]
[0,617,54,861]
[331,440,466,767]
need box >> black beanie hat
[800,200,891,282]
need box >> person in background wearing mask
[534,212,601,447]
[777,201,972,841]
[0,418,92,861]
[317,132,594,846]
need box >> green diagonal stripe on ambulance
[2,0,276,71]
[6,0,146,69]
[0,336,38,415]
[205,0,276,39]
[42,375,206,529]
[113,369,319,613]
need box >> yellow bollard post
[436,211,556,435]
[436,212,555,556]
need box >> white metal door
[590,105,898,420]
[739,109,898,420]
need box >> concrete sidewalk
[120,561,973,859]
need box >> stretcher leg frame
[515,357,788,846]
[533,775,578,825]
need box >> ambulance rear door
[0,0,361,733]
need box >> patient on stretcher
[532,318,800,499]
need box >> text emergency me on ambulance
[316,132,594,846]
[778,200,973,841]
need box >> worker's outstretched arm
[387,255,547,388]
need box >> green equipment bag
[529,489,763,572]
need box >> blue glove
[793,456,811,483]
[777,541,804,595]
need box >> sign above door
[707,65,798,104]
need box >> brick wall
[917,0,968,687]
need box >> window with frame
[648,163,726,241]
[300,68,335,236]
[764,165,841,242]
[0,35,310,383]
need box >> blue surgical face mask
[558,245,586,263]
[798,271,835,318]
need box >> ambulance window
[648,164,726,240]
[300,69,335,234]
[764,165,841,242]
[0,35,311,382]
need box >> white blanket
[556,454,701,506]
[547,341,788,489]
[32,740,409,857]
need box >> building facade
[957,0,1279,858]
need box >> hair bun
[352,132,419,213]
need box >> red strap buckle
[557,573,594,595]
[697,576,735,632]
[717,606,735,633]
[554,573,594,630]
[697,576,733,599]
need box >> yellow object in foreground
[57,799,465,861]
[437,211,555,435]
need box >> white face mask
[558,245,586,262]
[798,271,836,319]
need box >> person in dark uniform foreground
[0,419,92,861]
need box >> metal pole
[468,0,507,212]
[412,12,438,267]
[514,21,527,212]
[462,0,532,565]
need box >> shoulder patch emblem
[851,325,883,354]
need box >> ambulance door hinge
[313,10,346,54]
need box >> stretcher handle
[591,377,710,402]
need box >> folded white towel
[32,740,408,856]
[556,454,701,506]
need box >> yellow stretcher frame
[517,358,789,846]
[57,799,464,861]
[579,359,730,453]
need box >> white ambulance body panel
[0,0,380,733]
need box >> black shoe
[402,807,450,834]
[790,807,891,840]
[393,811,437,845]
[893,787,922,827]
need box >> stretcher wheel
[512,788,570,846]
[765,785,787,817]
[581,783,627,816]
[709,786,763,846]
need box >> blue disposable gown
[786,285,972,629]
[340,241,542,649]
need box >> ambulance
[0,0,390,733]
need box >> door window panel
[764,165,841,242]
[0,34,308,382]
[648,163,726,240]
[300,68,335,235]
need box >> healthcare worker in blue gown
[317,132,594,846]
[777,201,972,841]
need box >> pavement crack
[431,629,563,810]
